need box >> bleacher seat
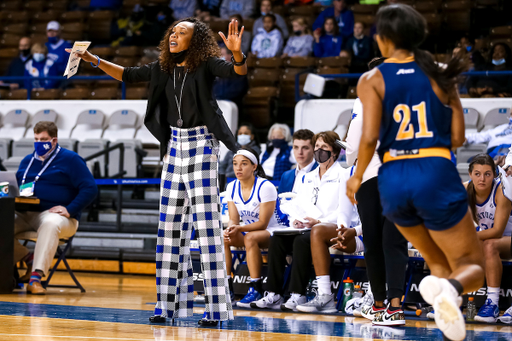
[46,0,69,11]
[88,11,115,41]
[7,89,27,99]
[31,89,62,100]
[32,12,60,23]
[125,87,148,99]
[70,109,106,141]
[457,144,487,164]
[284,57,316,68]
[457,162,470,182]
[61,11,88,23]
[109,139,143,178]
[61,22,85,41]
[480,107,510,131]
[0,1,22,10]
[3,23,28,36]
[244,87,279,128]
[11,139,33,157]
[61,88,90,100]
[0,109,29,141]
[249,68,281,87]
[333,109,352,139]
[24,0,45,12]
[463,108,480,135]
[103,110,138,141]
[78,139,109,177]
[490,26,512,39]
[90,87,119,100]
[253,57,282,69]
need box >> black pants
[266,231,312,295]
[356,177,409,302]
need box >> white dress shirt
[292,159,316,193]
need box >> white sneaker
[498,306,512,324]
[430,278,466,341]
[426,310,435,320]
[250,292,283,310]
[353,291,374,317]
[296,293,338,313]
[281,293,307,312]
[419,275,443,305]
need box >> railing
[295,70,512,102]
[0,75,127,99]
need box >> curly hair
[158,17,221,74]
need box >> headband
[233,150,258,165]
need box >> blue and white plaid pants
[155,125,233,321]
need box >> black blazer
[122,57,242,159]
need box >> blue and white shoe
[497,306,512,324]
[475,299,500,323]
[236,287,262,308]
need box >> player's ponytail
[376,4,470,94]
[467,154,497,223]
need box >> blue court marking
[0,301,511,340]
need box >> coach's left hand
[49,206,70,218]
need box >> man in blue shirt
[0,37,32,89]
[312,0,354,40]
[14,122,98,295]
[45,21,72,75]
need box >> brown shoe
[27,281,46,295]
[18,264,33,283]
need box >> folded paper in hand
[279,195,323,223]
[63,41,91,79]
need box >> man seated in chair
[14,121,98,295]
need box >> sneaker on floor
[432,278,466,341]
[354,291,374,317]
[296,293,337,314]
[497,306,512,324]
[281,293,307,312]
[372,305,406,326]
[250,292,283,309]
[361,304,387,322]
[475,299,500,323]
[236,287,262,308]
[426,309,435,320]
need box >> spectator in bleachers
[169,0,197,20]
[89,0,122,10]
[260,123,294,181]
[137,8,174,47]
[24,43,59,90]
[457,35,485,70]
[278,129,317,194]
[198,0,222,18]
[251,14,284,58]
[313,17,343,58]
[111,4,147,47]
[465,108,512,159]
[467,43,512,98]
[214,44,249,109]
[0,37,32,90]
[252,0,289,40]
[251,131,349,312]
[340,22,372,73]
[230,14,251,54]
[45,21,72,75]
[314,0,332,7]
[14,122,98,295]
[312,0,354,40]
[461,154,512,324]
[219,124,260,179]
[220,0,255,19]
[223,147,289,307]
[281,18,314,58]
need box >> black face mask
[20,49,30,57]
[313,148,332,164]
[170,49,189,64]
[294,30,302,36]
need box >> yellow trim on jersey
[384,56,415,64]
[383,147,451,163]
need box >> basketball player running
[346,5,484,340]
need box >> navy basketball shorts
[377,157,468,231]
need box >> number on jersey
[393,101,433,141]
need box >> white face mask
[33,53,45,62]
[492,58,506,66]
[237,134,251,146]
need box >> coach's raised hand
[65,48,124,81]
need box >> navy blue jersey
[377,57,453,161]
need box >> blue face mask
[33,53,45,63]
[271,139,288,149]
[237,134,251,146]
[48,36,59,44]
[493,58,506,66]
[34,141,53,156]
[466,46,472,52]
[157,14,166,21]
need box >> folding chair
[16,231,85,292]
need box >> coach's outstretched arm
[65,49,124,81]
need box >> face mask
[294,30,302,36]
[157,14,166,21]
[261,11,266,16]
[47,36,58,44]
[170,49,189,64]
[237,134,251,146]
[34,140,53,156]
[271,139,287,149]
[20,49,30,57]
[33,53,45,63]
[466,46,472,52]
[313,148,332,164]
[493,58,506,66]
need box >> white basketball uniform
[226,177,289,235]
[476,179,512,237]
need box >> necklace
[173,67,188,128]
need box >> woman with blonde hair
[282,18,314,58]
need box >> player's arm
[227,201,241,228]
[346,68,383,204]
[448,86,465,149]
[478,185,512,240]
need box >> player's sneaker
[426,309,435,320]
[281,293,307,312]
[475,299,500,323]
[497,306,512,324]
[373,305,406,326]
[354,290,374,317]
[236,287,262,308]
[296,293,337,313]
[361,304,387,321]
[250,292,283,309]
